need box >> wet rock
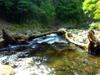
[16,51,30,58]
[25,30,33,36]
[83,59,89,65]
[13,57,55,75]
[0,52,55,75]
[88,30,100,56]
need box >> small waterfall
[0,32,69,52]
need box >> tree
[54,0,83,20]
[83,0,100,20]
[0,0,35,22]
[0,0,84,23]
[39,0,55,23]
[0,0,55,23]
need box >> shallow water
[35,49,100,75]
[0,48,100,75]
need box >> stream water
[0,32,100,75]
[33,47,100,75]
[0,32,69,52]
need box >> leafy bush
[89,22,100,30]
[83,0,100,20]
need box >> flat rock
[0,64,14,75]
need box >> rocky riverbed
[0,50,55,75]
[0,29,100,75]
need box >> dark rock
[88,30,100,56]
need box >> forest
[0,0,100,75]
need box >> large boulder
[88,30,100,56]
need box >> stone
[0,64,14,75]
[88,30,100,56]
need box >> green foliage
[0,0,84,23]
[39,0,55,23]
[0,0,55,23]
[89,22,100,30]
[83,0,100,20]
[0,0,34,22]
[55,0,83,20]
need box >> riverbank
[0,19,100,75]
[0,28,100,75]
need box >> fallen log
[64,31,87,50]
[0,29,85,52]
